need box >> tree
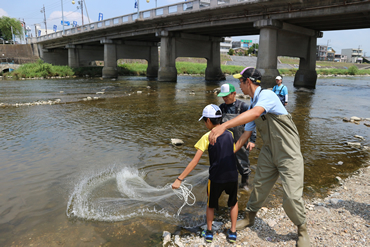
[0,16,23,41]
[248,43,259,56]
[228,49,235,56]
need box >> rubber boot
[239,176,249,190]
[235,211,256,230]
[297,223,310,247]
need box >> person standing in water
[272,75,288,107]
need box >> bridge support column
[158,31,177,82]
[66,44,79,68]
[205,38,225,81]
[254,20,281,88]
[101,38,118,79]
[294,36,318,89]
[147,45,159,79]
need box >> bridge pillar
[293,36,318,89]
[101,38,118,79]
[254,20,282,88]
[255,20,322,89]
[147,45,159,79]
[66,44,79,68]
[205,38,225,81]
[158,31,177,82]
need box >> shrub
[348,65,359,75]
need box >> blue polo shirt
[244,86,288,131]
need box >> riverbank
[163,161,370,246]
[2,59,370,79]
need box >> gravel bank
[164,161,370,246]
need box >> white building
[341,48,363,63]
[220,37,232,54]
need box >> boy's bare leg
[230,202,238,232]
[206,206,214,231]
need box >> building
[316,45,327,61]
[334,54,347,63]
[232,41,241,48]
[240,39,253,48]
[220,37,232,54]
[341,48,363,63]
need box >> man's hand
[172,179,181,189]
[246,142,255,151]
[209,124,227,145]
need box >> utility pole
[61,0,65,35]
[81,0,84,26]
[41,5,47,34]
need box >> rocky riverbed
[163,161,370,247]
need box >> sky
[1,0,369,56]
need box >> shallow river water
[0,75,369,246]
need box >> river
[0,75,369,246]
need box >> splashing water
[66,166,208,227]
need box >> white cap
[198,104,222,121]
[275,76,282,80]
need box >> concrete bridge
[33,0,370,88]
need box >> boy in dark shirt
[172,104,238,243]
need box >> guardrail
[36,0,247,42]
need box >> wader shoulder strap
[279,86,285,96]
[234,100,242,114]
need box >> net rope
[165,182,196,216]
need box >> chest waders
[246,113,306,226]
[274,85,286,106]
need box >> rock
[86,97,92,100]
[146,86,151,89]
[337,161,344,165]
[346,142,361,148]
[189,92,195,95]
[362,146,369,151]
[213,87,221,94]
[137,91,142,94]
[354,135,365,140]
[174,235,183,247]
[335,176,342,182]
[163,231,171,246]
[60,91,64,93]
[315,206,331,214]
[350,116,361,121]
[330,198,343,205]
[171,139,184,146]
[364,122,370,127]
[343,117,351,122]
[365,118,370,121]
[96,92,105,94]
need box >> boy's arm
[235,131,252,153]
[172,149,203,189]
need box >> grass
[5,59,74,79]
[4,57,369,80]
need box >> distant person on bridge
[217,83,256,190]
[209,67,310,247]
[272,75,288,107]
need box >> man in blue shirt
[209,67,310,247]
[272,75,288,106]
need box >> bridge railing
[37,0,247,42]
